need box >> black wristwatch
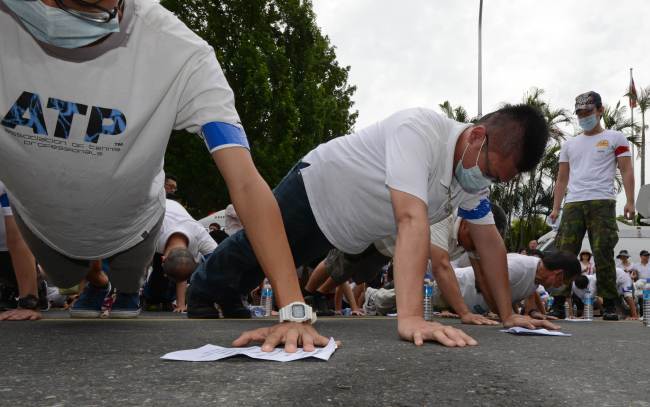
[17,294,39,310]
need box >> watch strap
[17,294,39,310]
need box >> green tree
[491,88,570,250]
[160,0,357,216]
[439,100,470,123]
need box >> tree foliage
[160,0,357,216]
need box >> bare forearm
[341,283,359,310]
[622,168,635,203]
[553,179,568,211]
[176,281,187,307]
[5,217,37,298]
[394,221,430,320]
[434,266,470,316]
[470,260,496,314]
[626,297,637,317]
[473,234,512,319]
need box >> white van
[197,209,226,230]
[537,221,650,263]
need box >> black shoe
[313,292,334,317]
[547,296,566,319]
[0,285,18,311]
[187,285,220,319]
[220,301,251,319]
[37,279,49,311]
[602,298,619,321]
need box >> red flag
[629,75,638,108]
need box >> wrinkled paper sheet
[162,337,337,362]
[500,327,571,337]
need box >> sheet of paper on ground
[500,327,571,336]
[161,337,337,362]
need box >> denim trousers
[190,162,333,304]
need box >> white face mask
[3,0,120,48]
[453,137,494,194]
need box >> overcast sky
[312,0,650,215]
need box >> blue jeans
[190,162,333,304]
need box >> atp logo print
[1,91,127,151]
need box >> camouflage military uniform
[556,199,618,299]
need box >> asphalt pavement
[1,312,649,406]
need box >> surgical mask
[3,0,120,48]
[578,113,598,132]
[454,138,493,194]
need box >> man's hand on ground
[397,316,478,347]
[528,310,558,321]
[0,309,42,321]
[502,314,560,330]
[232,322,330,353]
[459,312,499,325]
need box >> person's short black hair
[541,250,581,283]
[574,275,589,290]
[477,104,549,172]
[165,173,177,182]
[162,248,197,282]
[490,203,508,239]
[528,249,544,258]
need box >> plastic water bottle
[423,279,433,321]
[564,301,570,319]
[261,280,273,317]
[643,282,650,327]
[583,289,593,321]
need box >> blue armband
[201,122,249,152]
[458,198,491,220]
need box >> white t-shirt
[301,108,494,254]
[224,204,243,236]
[156,200,217,263]
[444,253,539,314]
[0,0,247,259]
[429,214,472,261]
[559,130,631,202]
[375,214,472,260]
[572,269,633,299]
[633,262,650,280]
[571,274,597,301]
[616,268,634,298]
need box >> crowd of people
[0,0,642,353]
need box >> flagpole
[477,0,483,118]
[631,67,642,185]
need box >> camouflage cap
[575,91,602,112]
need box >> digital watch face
[291,304,306,318]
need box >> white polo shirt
[0,0,248,259]
[301,108,494,254]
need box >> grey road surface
[1,313,648,406]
